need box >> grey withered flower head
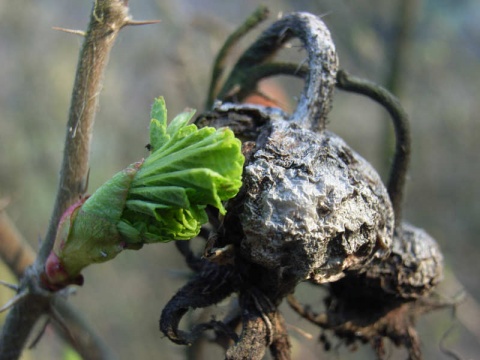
[203,12,395,285]
[236,115,394,284]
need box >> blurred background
[0,0,479,359]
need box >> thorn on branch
[52,27,86,37]
[0,290,29,314]
[0,279,19,292]
[123,19,161,28]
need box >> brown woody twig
[0,1,158,359]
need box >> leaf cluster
[118,97,244,243]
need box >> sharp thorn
[0,290,29,313]
[0,279,19,291]
[52,27,86,37]
[123,19,161,27]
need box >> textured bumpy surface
[364,222,444,298]
[238,118,394,283]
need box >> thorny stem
[336,70,411,226]
[218,12,338,131]
[40,0,131,264]
[205,5,269,109]
[0,211,115,359]
[0,1,150,358]
[0,267,53,360]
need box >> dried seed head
[363,222,444,298]
[230,117,394,284]
[201,11,394,286]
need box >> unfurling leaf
[44,97,244,289]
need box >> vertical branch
[39,0,132,263]
[0,1,136,359]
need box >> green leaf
[149,118,168,153]
[167,109,196,138]
[151,96,167,126]
[128,186,191,208]
[149,97,168,151]
[63,347,82,360]
[45,97,244,288]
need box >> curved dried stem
[336,70,411,225]
[174,240,205,273]
[160,263,236,345]
[206,6,270,109]
[221,62,308,102]
[219,12,338,131]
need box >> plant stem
[205,6,269,109]
[40,0,131,263]
[218,13,338,131]
[0,211,116,359]
[0,1,132,358]
[336,70,411,226]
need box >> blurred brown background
[0,0,479,359]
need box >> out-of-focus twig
[0,206,117,359]
[0,210,36,278]
[381,0,420,172]
[205,6,269,110]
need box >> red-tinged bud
[43,251,84,290]
[53,197,87,254]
